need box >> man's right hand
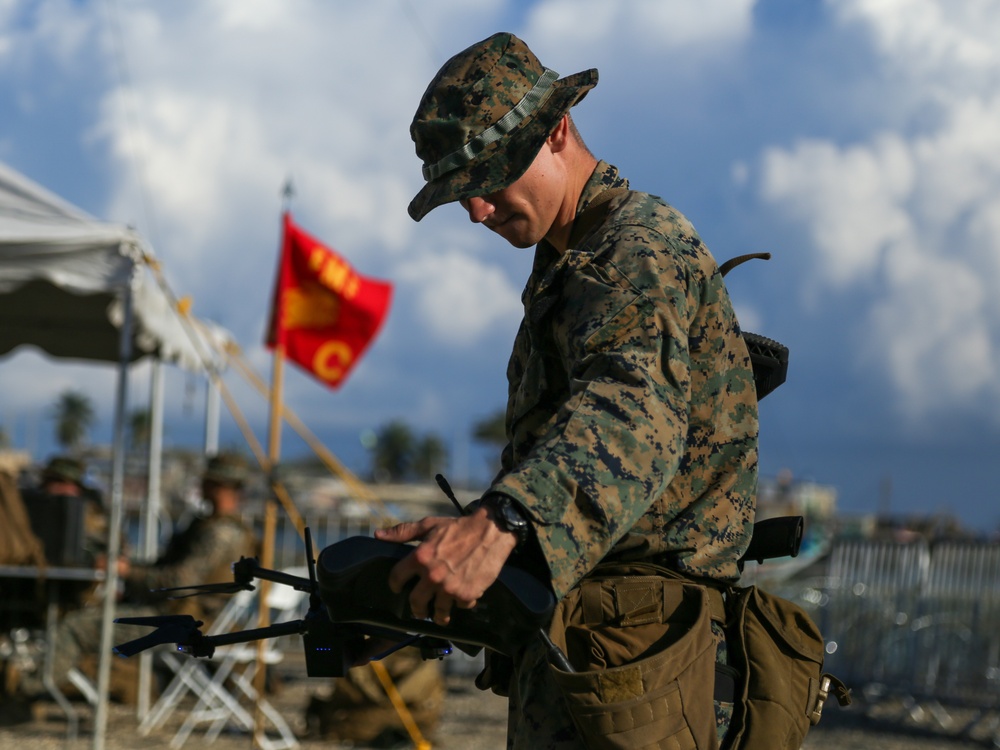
[374,507,519,626]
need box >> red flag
[266,213,392,388]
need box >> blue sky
[2,0,999,531]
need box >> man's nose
[463,196,495,224]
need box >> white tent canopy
[0,159,230,369]
[0,159,233,750]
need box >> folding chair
[170,581,307,750]
[137,588,254,735]
[170,638,295,750]
[138,576,307,749]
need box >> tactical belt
[577,575,727,628]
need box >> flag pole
[253,343,283,747]
[254,184,293,747]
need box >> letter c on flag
[313,341,353,383]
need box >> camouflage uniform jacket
[488,162,759,600]
[123,513,257,619]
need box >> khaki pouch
[725,585,850,750]
[546,568,719,750]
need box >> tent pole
[140,359,164,559]
[136,357,164,719]
[205,376,220,455]
[92,266,135,750]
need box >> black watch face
[500,503,527,532]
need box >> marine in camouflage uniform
[35,456,109,566]
[18,453,257,698]
[121,468,257,622]
[378,33,758,749]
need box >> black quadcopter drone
[114,521,558,678]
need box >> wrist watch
[477,494,530,548]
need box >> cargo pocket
[546,577,719,750]
[725,585,846,750]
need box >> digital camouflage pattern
[408,32,597,222]
[410,33,758,749]
[489,162,759,600]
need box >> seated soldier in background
[32,455,108,567]
[5,457,109,620]
[16,452,258,701]
[119,452,258,622]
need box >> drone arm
[183,619,308,653]
[231,557,314,593]
[112,615,203,658]
[114,630,186,658]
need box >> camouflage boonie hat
[203,452,249,487]
[42,456,86,487]
[408,31,598,222]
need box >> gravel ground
[2,660,995,750]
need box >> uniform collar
[524,162,629,305]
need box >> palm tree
[128,408,152,454]
[472,410,507,478]
[413,434,448,481]
[472,410,507,448]
[370,420,415,482]
[51,389,95,454]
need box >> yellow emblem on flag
[281,280,340,330]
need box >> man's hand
[374,507,519,626]
[94,554,130,578]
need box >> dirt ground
[1,654,995,750]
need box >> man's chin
[505,237,536,249]
[491,223,537,248]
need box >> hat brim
[408,68,598,222]
[42,471,84,487]
[203,474,245,487]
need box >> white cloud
[100,88,276,237]
[71,3,475,343]
[761,134,915,288]
[870,243,994,405]
[527,0,755,53]
[0,0,96,87]
[833,0,1000,83]
[910,97,1000,228]
[395,250,523,346]
[760,0,1000,421]
[212,0,289,32]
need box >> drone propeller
[112,614,203,658]
[115,614,202,627]
[154,581,255,598]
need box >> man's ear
[547,115,571,153]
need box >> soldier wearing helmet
[120,452,257,620]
